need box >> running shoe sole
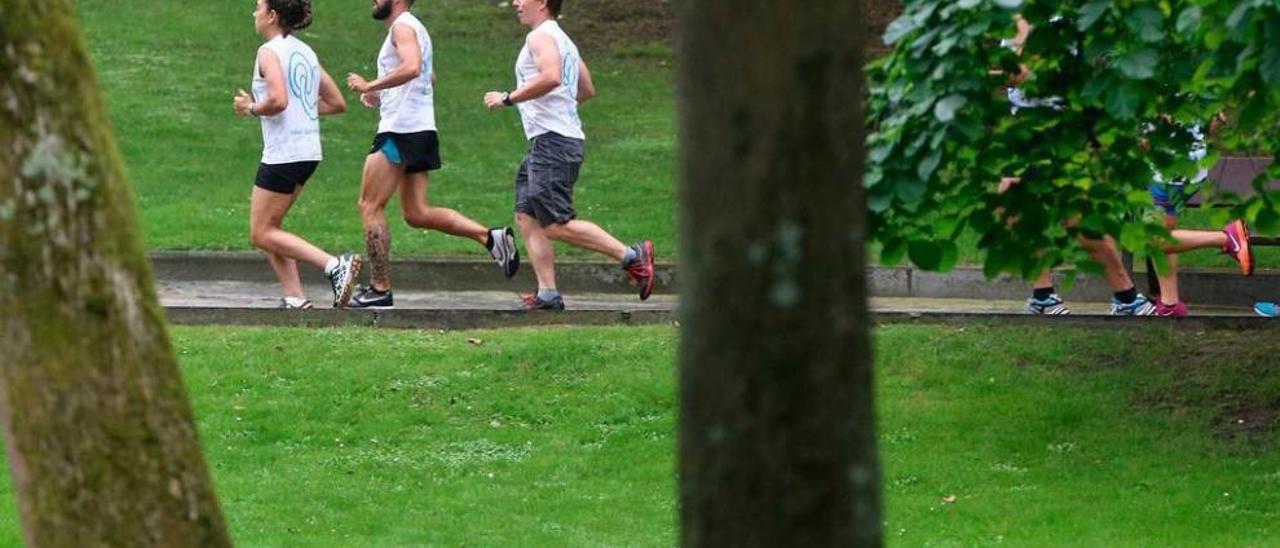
[637,240,655,301]
[1226,220,1254,276]
[335,256,362,309]
[497,227,519,279]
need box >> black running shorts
[255,161,319,194]
[369,130,442,174]
[514,132,584,227]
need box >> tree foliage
[867,0,1280,278]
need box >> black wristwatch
[501,92,514,107]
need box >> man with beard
[345,0,519,309]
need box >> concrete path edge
[152,251,1279,306]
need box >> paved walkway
[152,251,1280,306]
[158,280,675,311]
[155,276,1278,330]
[146,252,1280,329]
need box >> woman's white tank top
[252,35,323,164]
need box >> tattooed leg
[359,150,403,292]
[365,222,391,291]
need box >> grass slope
[77,0,676,259]
[77,0,1275,273]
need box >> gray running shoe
[488,227,520,279]
[623,240,655,301]
[521,293,565,311]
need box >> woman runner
[233,0,361,308]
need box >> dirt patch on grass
[562,0,672,50]
[1132,333,1280,449]
[560,0,904,53]
[1215,405,1277,441]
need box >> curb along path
[150,252,1280,329]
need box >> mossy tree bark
[674,0,880,546]
[0,2,232,545]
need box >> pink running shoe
[1155,301,1188,318]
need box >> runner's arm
[347,23,422,94]
[576,59,595,104]
[484,32,561,110]
[510,32,561,102]
[237,48,287,117]
[1208,111,1229,136]
[990,16,1033,85]
[317,68,346,115]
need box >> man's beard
[372,0,393,20]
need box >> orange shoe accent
[1224,220,1254,276]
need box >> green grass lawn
[77,0,675,259]
[2,324,1276,545]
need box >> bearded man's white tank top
[377,12,436,134]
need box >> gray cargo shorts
[514,132,584,227]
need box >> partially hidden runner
[1144,119,1253,317]
[996,13,1157,316]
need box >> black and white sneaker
[328,253,362,309]
[347,286,394,309]
[488,226,520,279]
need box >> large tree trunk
[0,2,232,545]
[674,1,880,546]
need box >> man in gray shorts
[515,133,584,228]
[484,0,653,310]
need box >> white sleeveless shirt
[252,35,323,164]
[377,12,436,134]
[515,21,584,141]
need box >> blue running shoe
[1025,294,1071,315]
[1254,302,1279,317]
[1110,293,1157,316]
